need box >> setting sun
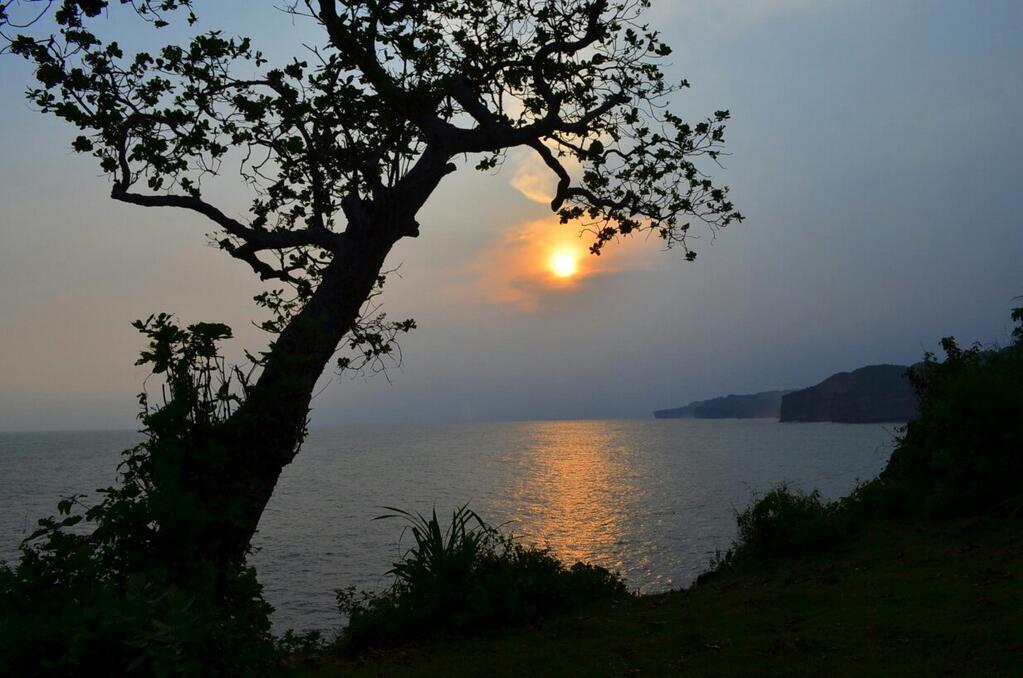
[549,249,579,278]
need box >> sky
[0,0,1021,431]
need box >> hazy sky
[1,1,1020,431]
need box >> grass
[334,505,624,650]
[300,517,1023,677]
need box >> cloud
[509,147,559,205]
[509,153,556,205]
[449,216,659,312]
[508,145,584,206]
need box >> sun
[549,248,579,278]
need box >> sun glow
[465,216,647,309]
[549,249,579,278]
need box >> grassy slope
[308,518,1022,677]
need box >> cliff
[779,364,919,423]
[654,391,791,420]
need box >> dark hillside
[780,364,920,423]
[654,390,790,419]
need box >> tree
[3,0,742,571]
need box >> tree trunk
[181,152,453,574]
[202,228,399,570]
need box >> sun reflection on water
[498,420,639,571]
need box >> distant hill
[779,364,920,423]
[654,391,792,420]
[653,363,922,423]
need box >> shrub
[870,308,1023,518]
[0,554,276,677]
[715,485,846,566]
[0,316,279,676]
[336,505,625,649]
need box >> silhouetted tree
[3,0,742,570]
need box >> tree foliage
[875,308,1023,517]
[4,0,742,334]
[0,316,277,676]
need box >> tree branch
[526,139,571,210]
[110,184,341,251]
[218,239,300,282]
[529,0,608,112]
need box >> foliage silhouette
[2,0,743,572]
[730,485,844,560]
[713,306,1023,571]
[0,316,278,676]
[862,305,1023,518]
[335,504,625,649]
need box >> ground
[302,518,1022,677]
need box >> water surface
[0,419,897,632]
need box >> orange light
[550,249,579,278]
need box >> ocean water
[0,419,898,633]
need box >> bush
[0,316,279,676]
[336,505,625,649]
[713,485,846,567]
[0,554,276,677]
[869,308,1023,518]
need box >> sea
[0,419,899,633]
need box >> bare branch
[110,185,341,252]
